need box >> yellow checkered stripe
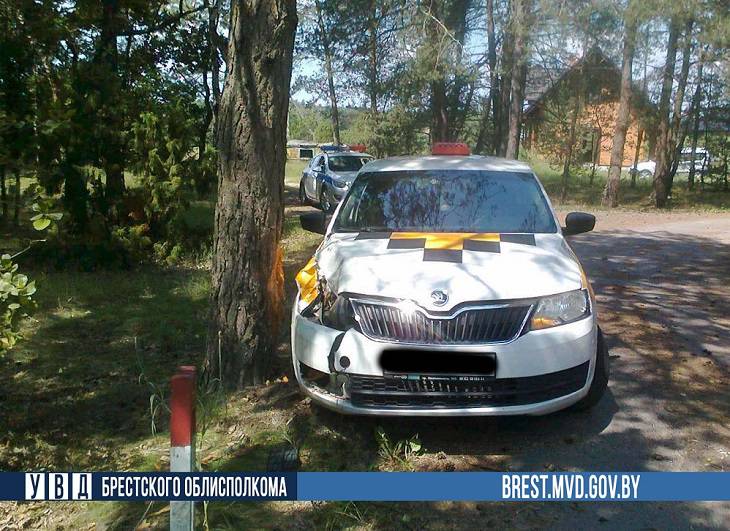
[355,231,536,263]
[295,257,319,304]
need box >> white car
[292,145,608,416]
[299,150,374,212]
[634,147,709,179]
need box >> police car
[299,149,374,212]
[292,143,607,416]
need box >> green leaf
[24,281,36,296]
[8,303,20,311]
[33,218,51,231]
[48,212,63,221]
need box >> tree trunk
[475,0,497,154]
[367,0,378,115]
[201,21,213,164]
[315,0,340,145]
[486,0,499,154]
[631,128,643,188]
[602,10,637,207]
[561,95,580,202]
[653,17,680,208]
[505,0,531,160]
[496,3,514,157]
[98,0,126,217]
[207,0,297,389]
[688,51,705,190]
[13,170,20,227]
[664,19,694,196]
[1,165,6,222]
[425,0,449,142]
[208,0,222,125]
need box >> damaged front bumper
[291,302,597,416]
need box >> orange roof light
[432,142,470,155]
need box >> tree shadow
[0,267,210,471]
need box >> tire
[572,327,609,411]
[639,169,652,179]
[319,185,334,213]
[299,181,307,205]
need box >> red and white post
[170,365,196,531]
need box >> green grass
[285,159,307,188]
[529,157,730,211]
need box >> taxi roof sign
[432,142,470,155]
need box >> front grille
[349,362,590,409]
[351,300,531,344]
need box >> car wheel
[571,327,609,411]
[319,186,334,213]
[639,170,652,179]
[299,181,307,205]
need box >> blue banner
[1,472,729,502]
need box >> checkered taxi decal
[354,232,536,263]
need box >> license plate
[380,349,496,377]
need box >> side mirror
[563,212,596,236]
[300,212,331,235]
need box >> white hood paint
[315,232,582,312]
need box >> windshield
[328,156,372,172]
[334,170,557,233]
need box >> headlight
[530,289,590,330]
[332,178,348,189]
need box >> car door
[305,156,322,199]
[313,155,328,199]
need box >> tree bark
[688,51,705,190]
[208,0,222,124]
[475,0,497,154]
[561,94,580,202]
[426,0,449,142]
[631,128,643,188]
[486,0,499,154]
[664,19,694,196]
[1,165,6,222]
[207,0,297,389]
[505,0,531,160]
[315,0,341,145]
[602,9,637,207]
[652,17,680,208]
[13,169,20,227]
[496,1,514,157]
[98,0,126,217]
[367,0,379,115]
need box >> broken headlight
[295,258,355,331]
[319,278,356,331]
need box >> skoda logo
[430,290,449,307]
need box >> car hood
[315,232,584,312]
